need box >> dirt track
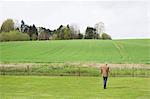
[0,63,150,69]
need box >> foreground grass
[0,76,150,99]
[0,39,149,64]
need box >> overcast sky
[0,0,150,39]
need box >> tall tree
[28,24,38,40]
[94,22,105,35]
[21,20,25,32]
[63,26,71,39]
[69,24,80,39]
[0,19,14,32]
[57,25,64,39]
[85,27,98,39]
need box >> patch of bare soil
[0,62,150,69]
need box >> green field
[0,39,150,99]
[0,39,149,64]
[0,76,150,99]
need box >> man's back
[101,65,109,77]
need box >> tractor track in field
[113,41,125,59]
[0,63,150,69]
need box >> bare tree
[69,23,80,39]
[94,22,105,36]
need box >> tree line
[0,19,111,41]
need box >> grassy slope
[0,76,150,99]
[0,39,149,64]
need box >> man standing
[100,64,110,89]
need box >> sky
[0,0,150,39]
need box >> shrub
[100,33,112,40]
[38,32,50,40]
[31,34,38,40]
[0,30,30,41]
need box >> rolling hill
[0,39,149,64]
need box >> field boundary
[0,63,149,77]
[0,63,149,69]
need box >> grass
[0,39,149,99]
[0,39,149,64]
[0,76,150,99]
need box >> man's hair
[105,64,107,66]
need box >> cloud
[0,0,149,39]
